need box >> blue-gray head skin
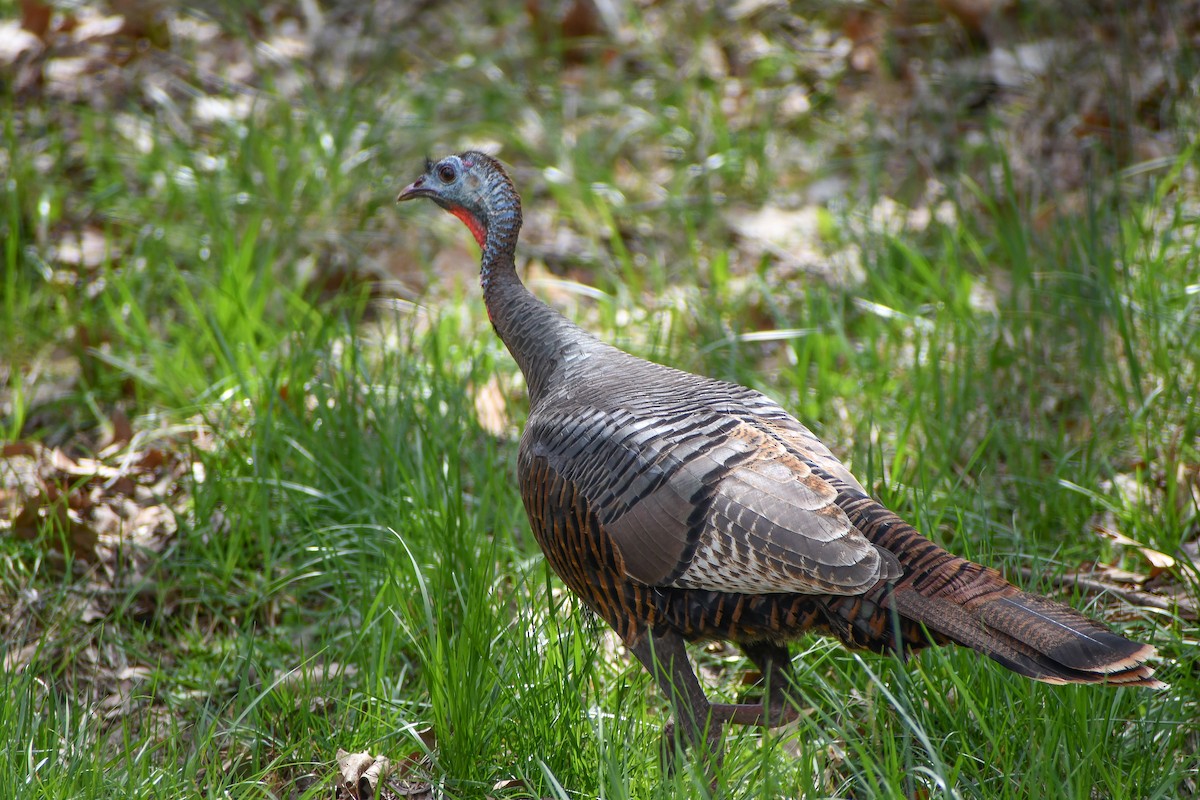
[396,152,522,257]
[397,150,584,405]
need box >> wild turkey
[397,151,1162,760]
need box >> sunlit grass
[1,2,1197,799]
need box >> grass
[1,2,1198,798]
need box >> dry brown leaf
[97,409,134,453]
[1094,566,1150,586]
[70,13,126,45]
[278,660,358,688]
[841,9,882,74]
[389,725,437,781]
[10,497,100,559]
[335,750,393,800]
[1018,567,1198,621]
[1096,526,1177,573]
[79,595,106,624]
[412,726,436,751]
[336,749,372,777]
[136,448,165,470]
[492,777,530,792]
[526,0,614,65]
[98,664,152,719]
[1176,461,1200,517]
[1,429,191,643]
[89,502,123,539]
[2,641,41,673]
[20,0,53,38]
[48,446,79,474]
[2,441,38,458]
[389,780,434,799]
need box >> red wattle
[448,207,487,248]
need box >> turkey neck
[478,185,599,410]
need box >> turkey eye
[437,165,456,183]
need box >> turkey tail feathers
[890,587,1163,688]
[838,488,1164,689]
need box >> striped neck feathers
[468,162,522,294]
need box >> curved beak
[396,179,429,202]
